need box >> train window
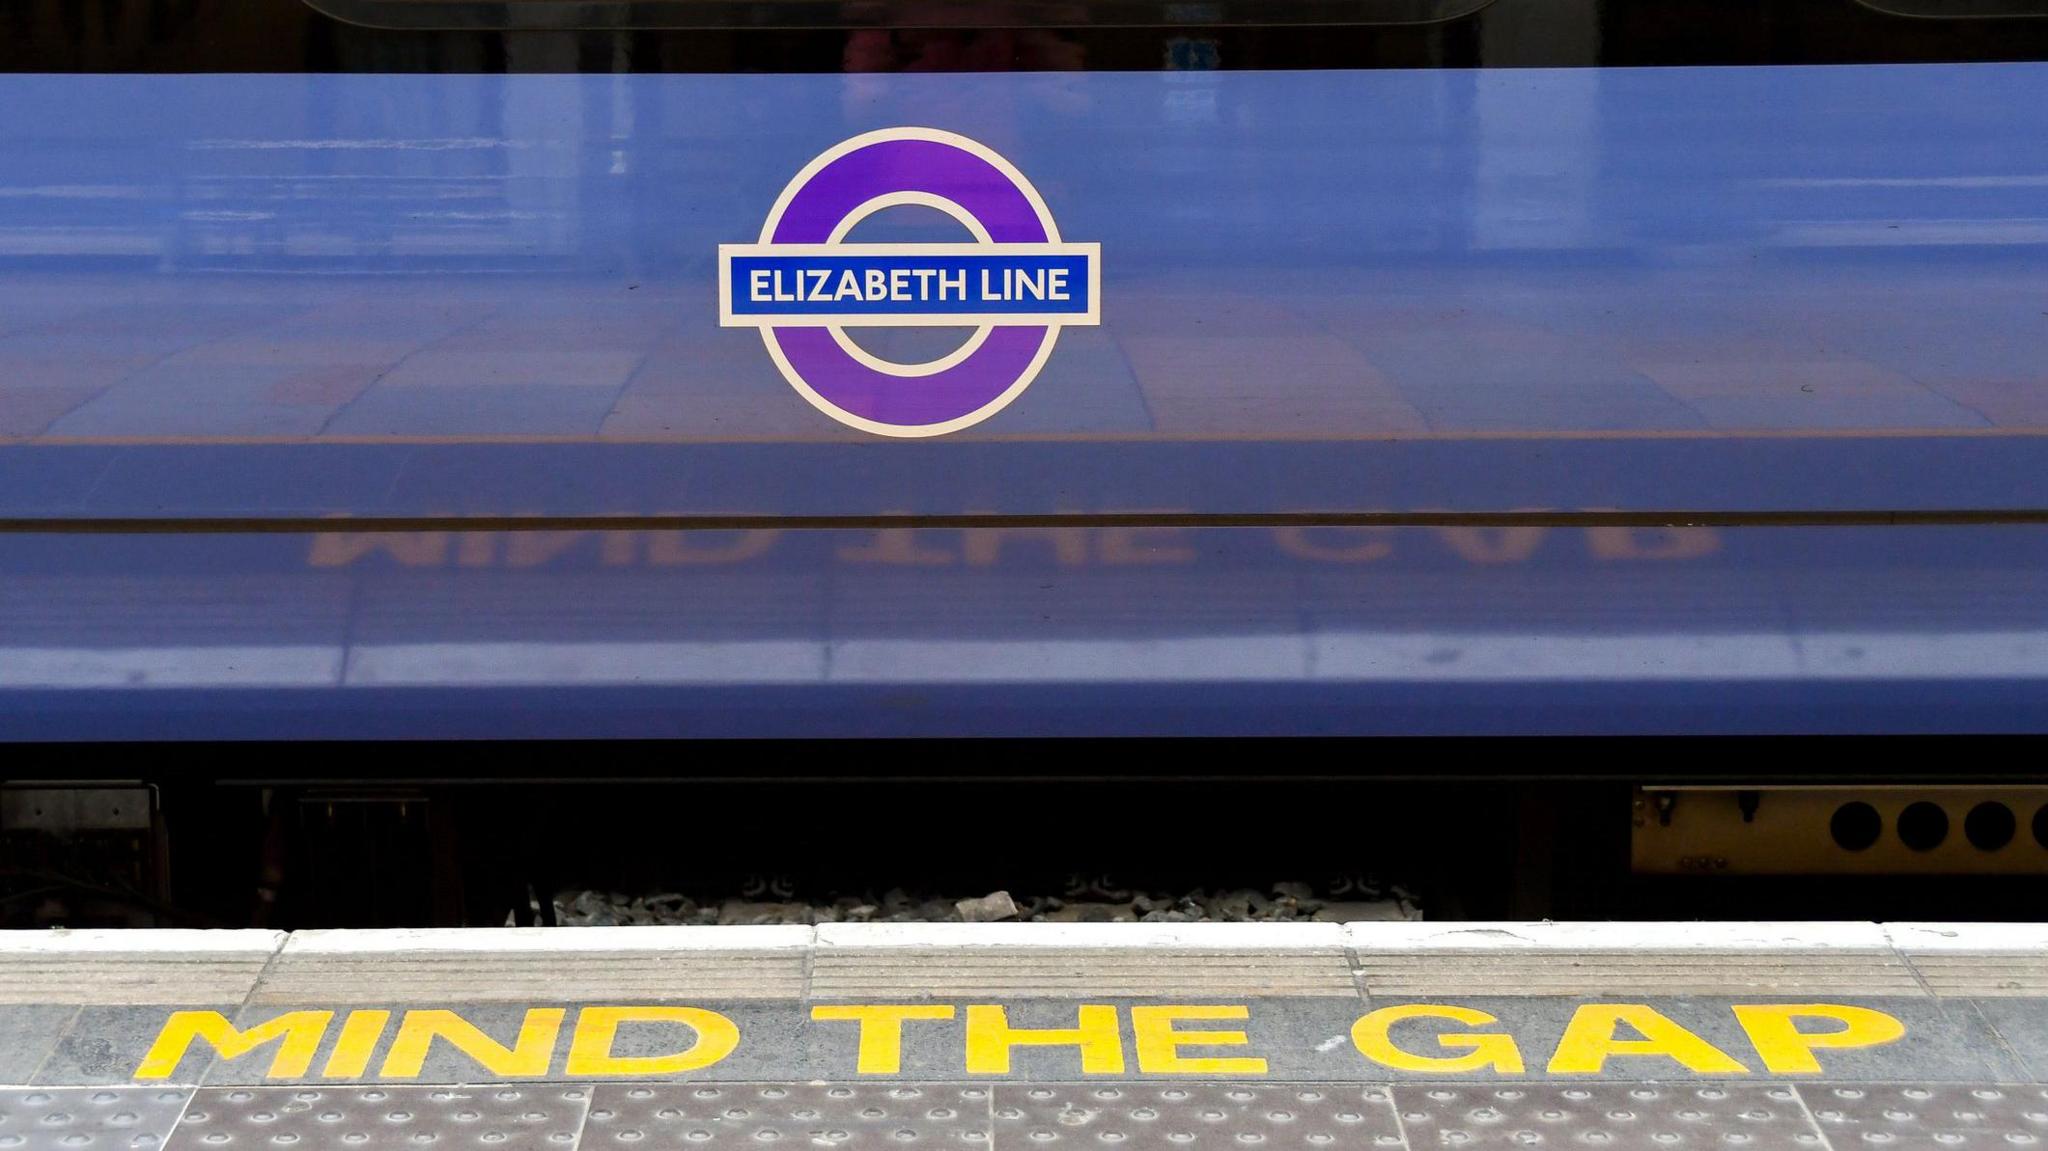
[299,0,1495,29]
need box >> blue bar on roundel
[727,251,1093,319]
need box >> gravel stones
[955,890,1020,922]
[554,879,1418,926]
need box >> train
[1,0,2046,923]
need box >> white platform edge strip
[0,922,2040,954]
[1885,922,2048,951]
[812,922,1348,948]
[0,928,287,953]
[1341,921,1897,951]
[283,926,815,953]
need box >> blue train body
[1,59,2044,740]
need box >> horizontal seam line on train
[10,426,2048,444]
[7,509,2048,533]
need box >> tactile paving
[993,1084,1404,1150]
[0,957,277,1007]
[1353,951,1925,998]
[1902,953,2048,996]
[809,950,1358,999]
[250,953,806,1004]
[1806,1084,2048,1147]
[165,1087,587,1151]
[1391,1084,1825,1149]
[0,1088,193,1151]
[583,1084,990,1151]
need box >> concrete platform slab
[0,920,2040,1151]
